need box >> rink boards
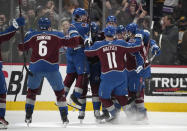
[2,64,187,112]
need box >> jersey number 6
[39,40,48,56]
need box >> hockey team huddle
[0,7,160,129]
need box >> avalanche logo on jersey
[81,23,87,27]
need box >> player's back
[85,40,128,83]
[24,30,64,72]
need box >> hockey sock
[25,103,34,118]
[135,89,144,104]
[25,88,38,116]
[92,96,101,111]
[0,94,6,118]
[59,106,68,116]
[64,73,77,95]
[78,98,86,112]
[74,74,89,98]
[100,98,116,117]
[91,84,101,111]
[0,109,5,118]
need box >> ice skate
[78,111,85,124]
[67,94,82,110]
[124,103,137,120]
[105,114,117,123]
[0,117,9,129]
[25,115,32,127]
[60,110,69,127]
[25,106,33,127]
[93,110,101,123]
[136,107,148,121]
[97,110,110,122]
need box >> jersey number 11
[106,52,117,69]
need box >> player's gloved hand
[135,33,143,40]
[84,36,92,46]
[135,33,144,46]
[151,45,160,56]
[12,17,25,29]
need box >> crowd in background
[0,0,186,65]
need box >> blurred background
[0,0,186,65]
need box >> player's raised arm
[0,17,25,43]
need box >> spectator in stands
[15,0,36,18]
[155,15,179,65]
[60,2,75,22]
[59,19,70,37]
[133,3,147,24]
[0,13,13,62]
[162,0,179,15]
[137,15,150,30]
[59,19,71,64]
[90,2,102,26]
[43,0,59,29]
[116,0,139,25]
[177,17,187,65]
[105,0,123,16]
[25,8,36,30]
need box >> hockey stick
[14,0,33,102]
[18,0,33,77]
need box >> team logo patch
[81,23,87,27]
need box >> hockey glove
[84,36,92,47]
[151,45,160,56]
[12,17,25,29]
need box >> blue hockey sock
[93,102,101,110]
[59,106,68,115]
[0,108,5,118]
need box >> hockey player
[18,17,83,126]
[84,26,144,122]
[89,16,119,121]
[87,17,118,121]
[106,16,117,27]
[87,22,102,120]
[0,17,25,129]
[125,23,160,120]
[64,8,90,119]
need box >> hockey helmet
[73,8,87,18]
[116,25,126,34]
[126,23,138,34]
[38,17,51,30]
[104,25,116,37]
[106,16,117,24]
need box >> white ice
[5,111,187,131]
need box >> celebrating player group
[0,5,160,129]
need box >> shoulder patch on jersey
[81,23,87,27]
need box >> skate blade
[25,120,31,127]
[63,122,69,128]
[0,124,7,129]
[79,119,83,124]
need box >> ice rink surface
[5,111,187,131]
